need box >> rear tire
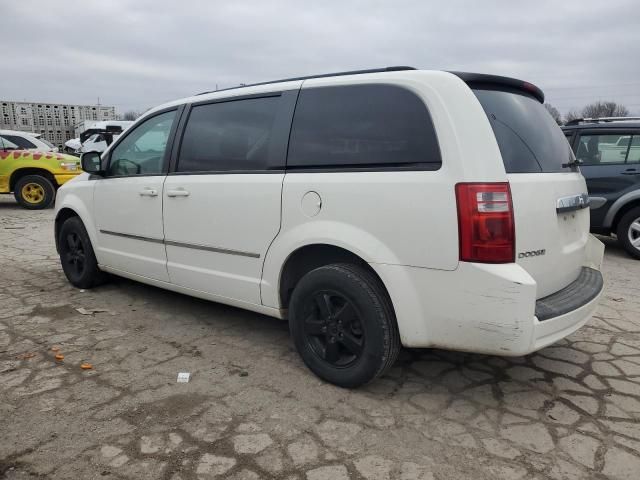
[58,216,107,288]
[289,263,400,388]
[14,175,56,210]
[617,207,640,260]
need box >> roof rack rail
[196,66,417,96]
[565,116,640,126]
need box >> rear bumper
[532,282,602,352]
[535,267,603,321]
[371,235,605,356]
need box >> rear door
[162,91,297,304]
[473,87,589,298]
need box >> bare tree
[122,111,140,121]
[581,101,629,119]
[544,103,562,125]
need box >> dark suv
[563,120,640,259]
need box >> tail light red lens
[455,183,515,263]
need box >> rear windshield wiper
[562,158,583,169]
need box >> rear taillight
[455,183,515,263]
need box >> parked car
[0,137,81,209]
[75,120,134,144]
[64,122,133,155]
[80,132,125,153]
[64,137,82,155]
[563,120,640,258]
[0,129,58,152]
[54,67,604,387]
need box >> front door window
[107,111,176,176]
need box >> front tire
[14,175,56,209]
[289,263,400,388]
[59,216,106,288]
[617,207,640,260]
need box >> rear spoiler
[449,72,545,104]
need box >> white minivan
[54,67,604,387]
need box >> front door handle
[166,189,190,197]
[622,169,638,175]
[139,188,158,197]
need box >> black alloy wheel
[58,216,106,288]
[289,263,400,388]
[302,290,365,367]
[63,231,86,278]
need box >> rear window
[287,84,441,170]
[1,134,36,149]
[0,136,19,149]
[473,87,572,173]
[40,138,55,148]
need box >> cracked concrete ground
[1,196,640,480]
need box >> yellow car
[0,140,82,209]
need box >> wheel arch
[277,243,392,313]
[604,189,640,229]
[611,198,640,233]
[54,207,81,253]
[53,181,100,261]
[10,167,57,191]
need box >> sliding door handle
[139,188,158,197]
[166,189,190,197]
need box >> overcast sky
[3,0,639,116]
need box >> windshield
[88,133,107,143]
[473,87,573,173]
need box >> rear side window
[473,87,572,173]
[287,84,441,169]
[2,134,36,149]
[178,96,280,172]
[575,134,631,165]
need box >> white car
[64,137,82,153]
[65,133,123,155]
[80,133,111,153]
[78,121,133,153]
[0,129,58,152]
[82,132,127,154]
[54,67,604,387]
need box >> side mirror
[81,151,104,175]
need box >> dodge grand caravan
[54,67,604,387]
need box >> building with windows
[0,100,116,148]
